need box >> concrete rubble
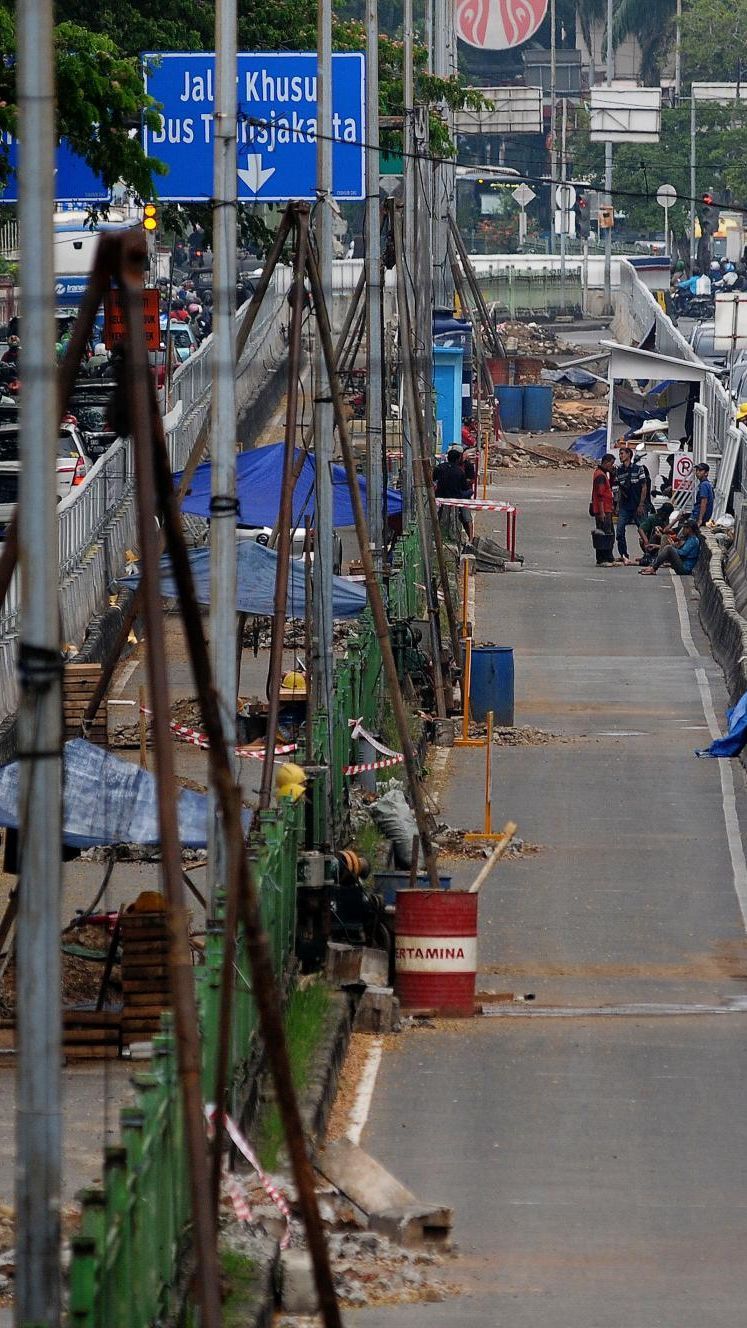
[220,1154,456,1318]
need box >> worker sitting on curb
[638,520,701,577]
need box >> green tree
[571,101,747,243]
[680,0,747,83]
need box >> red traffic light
[702,192,714,205]
[578,197,588,209]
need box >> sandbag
[369,786,420,869]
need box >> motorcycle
[672,275,714,320]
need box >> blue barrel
[494,384,524,432]
[522,384,553,432]
[470,646,514,725]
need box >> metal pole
[402,0,416,522]
[674,0,682,101]
[16,1,62,1322]
[259,209,309,810]
[207,0,238,918]
[414,106,435,449]
[690,95,697,271]
[365,0,384,568]
[603,0,614,313]
[432,0,451,309]
[560,96,567,310]
[549,0,557,255]
[305,243,442,889]
[313,0,335,841]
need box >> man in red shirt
[591,452,616,566]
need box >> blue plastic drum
[522,384,553,432]
[494,384,524,432]
[470,646,515,725]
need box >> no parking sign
[672,453,694,494]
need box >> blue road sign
[0,136,109,204]
[143,51,365,202]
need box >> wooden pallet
[120,910,171,1045]
[64,663,107,745]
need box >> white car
[0,422,93,534]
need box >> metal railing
[0,273,288,725]
[617,259,744,479]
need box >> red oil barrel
[394,890,478,1016]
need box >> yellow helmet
[281,670,307,695]
[276,762,307,789]
[277,781,306,802]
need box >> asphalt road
[353,467,747,1327]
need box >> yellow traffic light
[143,202,158,233]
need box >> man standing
[615,445,647,565]
[590,453,616,566]
[691,462,714,527]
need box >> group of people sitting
[590,445,714,576]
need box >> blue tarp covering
[124,539,367,619]
[696,691,747,759]
[0,739,233,847]
[569,427,608,461]
[175,442,403,528]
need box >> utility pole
[559,96,567,309]
[432,0,453,310]
[603,0,614,314]
[674,0,682,101]
[313,0,335,840]
[207,0,238,918]
[402,0,416,521]
[549,0,557,255]
[689,95,697,271]
[365,0,384,568]
[16,0,63,1323]
[414,106,435,450]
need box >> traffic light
[142,202,158,233]
[574,193,590,240]
[700,191,718,237]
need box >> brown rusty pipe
[259,206,310,811]
[144,322,344,1328]
[117,229,222,1328]
[304,242,441,890]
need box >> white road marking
[672,573,747,929]
[111,658,139,697]
[345,1037,383,1146]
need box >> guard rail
[0,272,288,725]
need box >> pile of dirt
[0,924,112,1019]
[497,321,573,355]
[552,397,608,432]
[490,442,592,470]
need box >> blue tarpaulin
[0,739,235,847]
[569,427,608,461]
[696,691,747,759]
[175,442,403,528]
[124,539,367,619]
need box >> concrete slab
[350,468,747,1327]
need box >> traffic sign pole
[207,0,238,921]
[313,0,336,841]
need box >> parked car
[166,321,199,363]
[237,524,343,575]
[689,322,727,369]
[0,422,93,534]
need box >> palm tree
[612,0,677,84]
[576,0,677,86]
